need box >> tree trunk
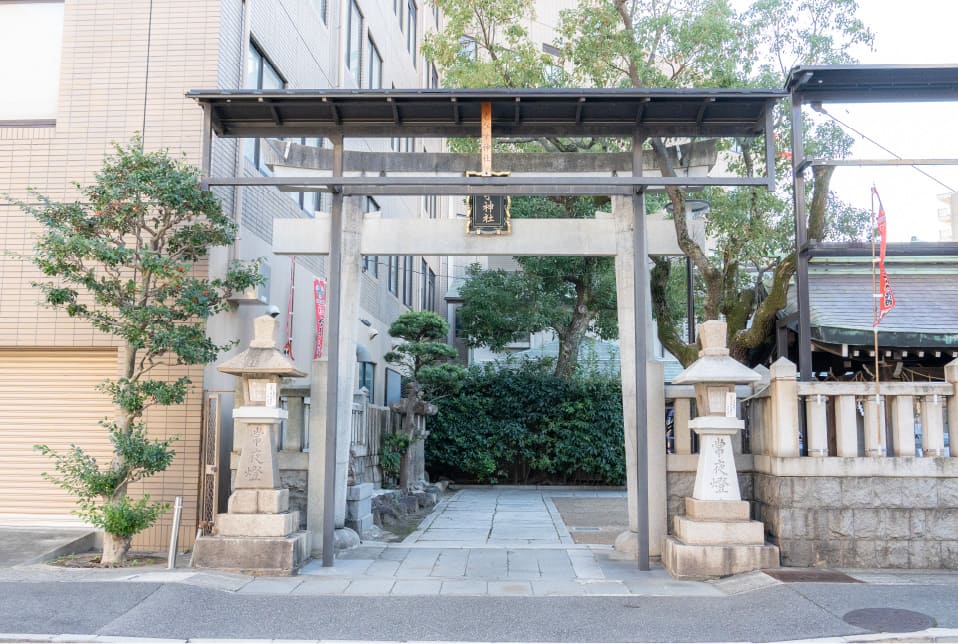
[555,289,591,379]
[399,406,417,492]
[101,532,132,566]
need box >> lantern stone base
[192,508,309,576]
[191,531,311,576]
[663,498,779,579]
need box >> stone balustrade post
[769,357,799,457]
[922,394,946,457]
[890,395,915,457]
[805,394,828,456]
[284,394,304,452]
[946,359,958,458]
[834,395,859,457]
[673,398,692,455]
[862,395,886,457]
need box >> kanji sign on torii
[190,87,783,569]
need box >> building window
[420,259,428,310]
[429,63,439,89]
[358,362,375,401]
[458,36,477,62]
[424,194,438,219]
[0,2,64,122]
[346,0,364,83]
[406,0,417,64]
[294,137,322,216]
[309,0,327,23]
[244,42,284,172]
[428,268,436,311]
[362,197,380,277]
[385,368,403,405]
[367,36,382,89]
[402,256,414,306]
[388,256,400,296]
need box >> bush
[425,360,625,485]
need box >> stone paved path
[290,486,722,597]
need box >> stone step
[663,536,780,580]
[673,515,765,546]
[215,511,300,537]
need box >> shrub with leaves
[426,360,625,485]
[14,137,261,564]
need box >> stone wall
[666,454,958,569]
[753,469,958,569]
[280,469,308,531]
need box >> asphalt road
[1,581,956,642]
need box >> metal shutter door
[0,349,117,522]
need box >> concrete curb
[2,630,958,643]
[18,531,99,567]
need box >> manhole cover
[843,608,936,633]
[763,569,860,583]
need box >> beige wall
[0,0,221,549]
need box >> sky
[815,0,958,242]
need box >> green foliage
[426,361,625,485]
[456,196,618,378]
[14,137,258,555]
[424,0,874,368]
[380,432,411,486]
[34,423,175,535]
[385,310,465,396]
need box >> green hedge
[425,361,625,485]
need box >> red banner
[873,187,896,326]
[313,279,327,359]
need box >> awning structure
[187,87,784,139]
[786,64,958,102]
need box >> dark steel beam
[203,175,771,194]
[200,104,212,180]
[200,123,770,139]
[791,95,813,381]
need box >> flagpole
[871,187,881,453]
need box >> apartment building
[0,0,446,550]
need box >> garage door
[0,349,117,522]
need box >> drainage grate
[843,608,936,633]
[570,527,601,532]
[763,568,860,583]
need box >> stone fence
[665,358,958,569]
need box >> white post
[946,359,958,457]
[673,397,692,455]
[769,357,799,457]
[834,394,859,457]
[890,395,916,457]
[805,394,828,456]
[863,395,886,457]
[922,394,946,457]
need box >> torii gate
[190,88,784,569]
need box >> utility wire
[141,0,154,149]
[811,103,956,193]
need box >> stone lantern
[192,314,310,576]
[663,320,779,579]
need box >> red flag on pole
[872,187,896,326]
